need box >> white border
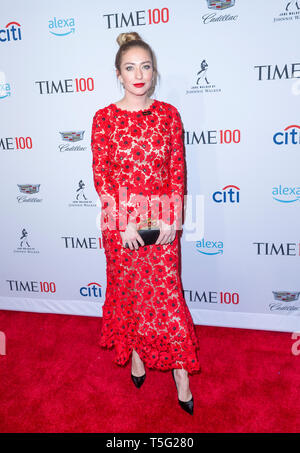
[0,297,299,333]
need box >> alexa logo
[0,21,22,43]
[273,125,300,145]
[195,238,224,255]
[272,185,300,203]
[48,17,75,36]
[212,185,240,203]
[0,81,11,99]
[80,282,102,298]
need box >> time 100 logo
[220,292,239,304]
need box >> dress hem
[98,341,201,376]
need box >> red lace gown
[91,99,200,374]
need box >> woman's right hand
[120,222,145,250]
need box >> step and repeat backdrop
[0,0,299,332]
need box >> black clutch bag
[138,228,160,246]
[124,228,160,248]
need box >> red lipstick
[134,83,145,87]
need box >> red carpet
[0,309,299,433]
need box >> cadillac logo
[272,291,300,302]
[59,131,85,142]
[17,184,40,194]
[207,0,235,9]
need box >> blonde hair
[115,32,158,95]
[116,31,142,48]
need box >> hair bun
[116,32,143,47]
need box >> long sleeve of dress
[91,111,121,231]
[168,107,185,229]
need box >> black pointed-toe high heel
[131,373,146,388]
[171,369,194,415]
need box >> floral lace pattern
[91,100,200,374]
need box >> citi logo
[80,282,102,298]
[273,125,300,145]
[272,185,300,203]
[195,238,224,255]
[212,185,240,203]
[0,21,22,42]
[48,17,75,36]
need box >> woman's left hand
[155,220,176,245]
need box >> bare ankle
[132,349,144,368]
[132,348,142,361]
[174,368,188,380]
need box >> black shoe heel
[131,373,146,388]
[171,369,194,415]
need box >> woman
[91,32,200,415]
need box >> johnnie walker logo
[68,180,96,208]
[13,228,40,254]
[186,59,221,95]
[274,1,300,22]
